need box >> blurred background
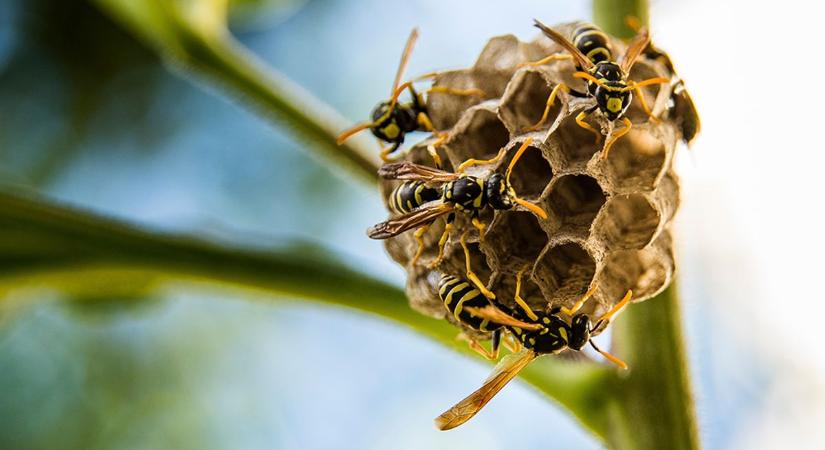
[1,0,824,449]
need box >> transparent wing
[391,28,420,96]
[378,162,460,182]
[620,27,651,74]
[435,350,537,430]
[367,203,453,239]
[533,19,593,70]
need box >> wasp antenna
[336,121,377,145]
[589,340,628,370]
[513,197,548,220]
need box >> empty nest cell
[484,210,549,270]
[533,241,596,304]
[498,139,553,199]
[603,126,667,191]
[499,70,564,134]
[545,174,606,230]
[594,194,660,250]
[551,111,602,166]
[445,106,510,166]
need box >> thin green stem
[93,0,381,185]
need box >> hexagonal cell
[603,126,667,191]
[550,111,602,166]
[445,106,510,166]
[599,232,674,303]
[533,241,597,303]
[427,69,488,130]
[484,211,549,270]
[498,139,553,199]
[490,269,547,315]
[499,70,564,133]
[626,62,666,124]
[545,174,606,229]
[594,194,660,250]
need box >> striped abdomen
[572,23,611,65]
[389,181,440,214]
[438,275,499,332]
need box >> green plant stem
[0,188,608,435]
[592,1,700,449]
[93,0,381,185]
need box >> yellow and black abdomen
[389,181,441,214]
[438,275,499,332]
[572,24,612,65]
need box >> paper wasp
[521,20,669,160]
[368,138,548,266]
[336,28,485,167]
[435,268,633,430]
[438,233,545,359]
[624,16,701,145]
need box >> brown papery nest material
[379,22,691,336]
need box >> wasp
[624,16,701,145]
[435,268,633,430]
[437,233,545,358]
[368,138,548,267]
[521,20,670,160]
[336,28,485,167]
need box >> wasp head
[568,314,592,350]
[590,62,632,121]
[369,101,418,142]
[486,173,514,210]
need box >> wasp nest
[381,23,686,330]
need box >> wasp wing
[620,27,651,74]
[533,19,593,70]
[378,162,460,182]
[435,349,537,430]
[462,305,542,331]
[367,202,454,239]
[391,28,419,97]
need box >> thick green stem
[0,189,607,435]
[592,1,700,449]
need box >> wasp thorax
[379,22,684,330]
[568,314,591,350]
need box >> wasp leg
[411,224,430,266]
[632,83,659,123]
[460,333,499,360]
[417,113,446,168]
[460,231,495,299]
[602,117,632,160]
[428,214,454,269]
[525,83,569,132]
[379,141,402,162]
[426,85,486,97]
[575,108,603,144]
[456,147,508,173]
[513,266,539,321]
[517,53,573,69]
[560,284,598,317]
[503,330,523,353]
[470,211,486,242]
